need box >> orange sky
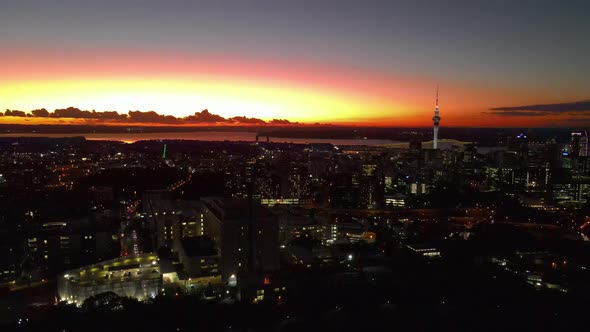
[0,51,586,127]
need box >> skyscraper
[432,86,441,149]
[571,132,581,157]
[580,131,589,157]
[570,131,589,172]
[570,131,589,158]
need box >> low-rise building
[57,253,161,305]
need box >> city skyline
[1,0,588,127]
[3,2,590,330]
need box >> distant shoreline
[0,131,404,146]
[0,124,574,146]
[379,139,473,149]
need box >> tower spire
[436,84,439,107]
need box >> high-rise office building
[144,199,206,250]
[571,132,582,157]
[202,198,279,281]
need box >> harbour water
[0,131,403,146]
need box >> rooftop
[205,198,276,220]
[61,253,160,287]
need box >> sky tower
[432,86,441,149]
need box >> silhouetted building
[202,198,279,281]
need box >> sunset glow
[1,51,585,128]
[0,1,587,128]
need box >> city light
[0,1,587,330]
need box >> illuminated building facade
[57,253,162,305]
[25,220,117,276]
[144,199,206,249]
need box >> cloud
[31,108,50,117]
[484,111,548,117]
[270,119,293,124]
[127,110,180,124]
[93,111,128,120]
[5,109,27,117]
[229,116,266,124]
[185,109,229,123]
[555,115,590,124]
[51,107,95,118]
[487,100,590,116]
[50,107,127,120]
[5,107,289,125]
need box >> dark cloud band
[1,108,295,125]
[488,100,590,116]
